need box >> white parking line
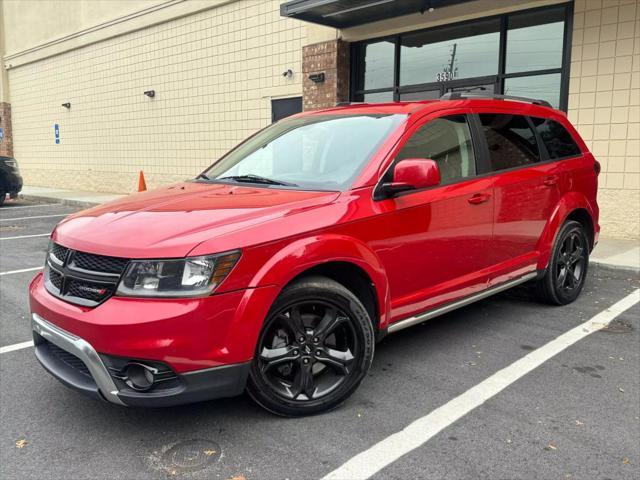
[0,266,43,276]
[0,233,51,241]
[0,340,34,354]
[0,203,59,209]
[0,214,68,222]
[322,289,640,480]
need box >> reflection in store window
[400,20,500,86]
[363,91,394,102]
[358,41,395,91]
[504,73,561,108]
[506,8,565,73]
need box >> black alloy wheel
[555,230,586,294]
[247,276,375,416]
[536,220,590,305]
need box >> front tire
[0,185,6,206]
[536,220,590,305]
[247,275,375,416]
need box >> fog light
[124,363,157,391]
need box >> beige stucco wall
[6,0,306,192]
[567,0,639,239]
[1,0,166,55]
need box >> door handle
[467,193,491,205]
[543,175,559,187]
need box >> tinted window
[395,115,476,184]
[480,114,539,171]
[529,117,581,160]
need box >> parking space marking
[0,203,59,210]
[322,289,640,480]
[0,214,69,222]
[0,233,51,241]
[0,340,34,354]
[0,266,42,276]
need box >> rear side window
[479,114,539,171]
[395,115,476,184]
[530,117,582,159]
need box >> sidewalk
[20,185,125,208]
[17,185,640,273]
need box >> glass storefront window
[400,19,500,86]
[399,90,441,101]
[357,40,395,90]
[352,4,570,111]
[503,73,562,109]
[363,91,394,102]
[506,8,565,73]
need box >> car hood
[53,182,341,258]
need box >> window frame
[476,112,544,173]
[374,110,485,199]
[468,110,584,178]
[527,115,583,162]
[351,2,573,111]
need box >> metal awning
[280,0,474,28]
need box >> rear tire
[0,185,6,206]
[247,275,375,416]
[536,220,589,305]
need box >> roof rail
[440,92,552,108]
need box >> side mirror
[378,158,441,198]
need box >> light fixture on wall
[61,102,71,109]
[419,0,434,14]
[144,90,155,98]
[309,73,325,84]
[282,69,293,78]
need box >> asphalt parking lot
[0,198,638,480]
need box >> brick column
[302,39,350,111]
[0,102,12,157]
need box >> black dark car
[0,156,23,206]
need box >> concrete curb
[591,261,640,276]
[18,194,102,209]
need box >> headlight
[116,251,240,297]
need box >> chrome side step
[387,272,538,334]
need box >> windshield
[200,114,406,190]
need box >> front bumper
[32,313,250,406]
[29,271,279,406]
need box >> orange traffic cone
[138,171,147,192]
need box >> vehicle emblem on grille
[76,285,107,295]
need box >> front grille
[71,251,128,274]
[49,268,63,290]
[50,244,69,264]
[44,243,129,307]
[46,341,91,377]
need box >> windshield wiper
[196,172,211,181]
[218,174,298,187]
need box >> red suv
[30,94,599,416]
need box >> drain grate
[160,439,221,474]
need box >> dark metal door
[271,97,302,122]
